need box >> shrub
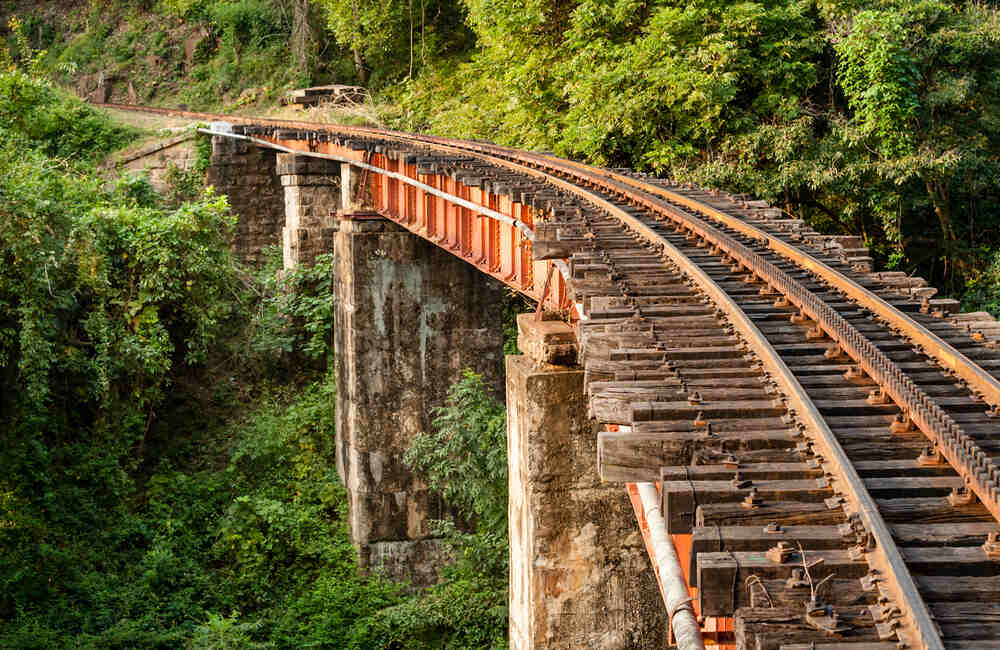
[0,69,136,161]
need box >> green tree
[834,1,1000,287]
[315,0,473,83]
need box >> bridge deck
[102,104,1000,650]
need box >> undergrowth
[0,48,511,648]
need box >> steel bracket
[917,445,945,466]
[876,619,900,641]
[860,570,881,592]
[824,495,846,510]
[764,521,784,535]
[867,388,891,405]
[983,532,1000,557]
[766,542,794,563]
[785,568,810,589]
[889,412,915,433]
[948,486,977,507]
[824,344,844,359]
[806,602,851,635]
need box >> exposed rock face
[76,71,114,103]
[507,321,668,648]
[332,216,505,585]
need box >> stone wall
[276,154,340,269]
[507,316,668,649]
[115,133,197,193]
[205,136,285,265]
[333,216,505,585]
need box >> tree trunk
[353,48,368,84]
[926,177,958,282]
[350,0,367,84]
[291,0,312,81]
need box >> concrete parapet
[506,354,667,649]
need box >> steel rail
[108,102,1000,518]
[528,177,940,650]
[407,129,943,646]
[395,135,1000,527]
[228,119,941,648]
[525,163,1000,520]
[597,168,1000,408]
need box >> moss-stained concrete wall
[333,217,505,585]
[506,352,667,649]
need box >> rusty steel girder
[98,103,573,314]
[256,132,572,314]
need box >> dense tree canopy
[390,0,1000,300]
[0,47,509,648]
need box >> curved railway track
[102,104,1000,649]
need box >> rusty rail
[471,157,944,650]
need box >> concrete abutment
[508,316,668,649]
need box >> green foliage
[208,0,287,69]
[836,8,920,154]
[963,249,1000,318]
[190,613,269,650]
[388,0,1000,301]
[397,370,509,648]
[0,136,238,431]
[243,249,336,372]
[0,23,136,162]
[161,134,213,205]
[161,0,211,20]
[0,173,397,642]
[0,16,515,650]
[357,543,507,649]
[0,128,244,646]
[315,0,473,83]
[405,370,507,535]
[502,290,531,355]
[2,16,47,75]
[163,161,206,204]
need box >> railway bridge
[108,105,1000,650]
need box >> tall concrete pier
[206,138,667,642]
[507,316,667,649]
[332,213,505,584]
